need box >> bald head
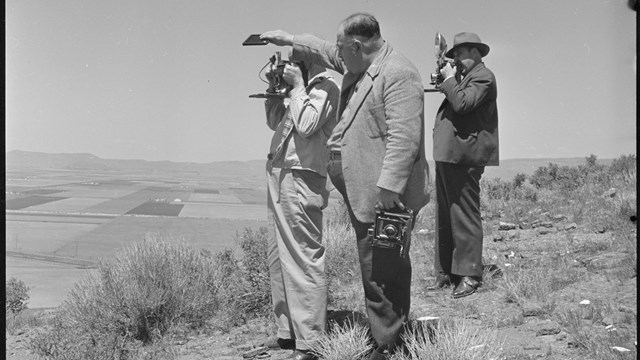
[339,13,381,40]
[336,13,384,73]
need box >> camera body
[249,51,308,99]
[265,51,292,97]
[368,208,414,258]
[429,59,463,86]
[426,32,463,91]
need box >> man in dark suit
[428,32,499,299]
[262,12,429,360]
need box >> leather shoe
[262,337,295,350]
[426,273,451,290]
[452,276,480,299]
[285,349,318,360]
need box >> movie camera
[368,208,414,258]
[425,32,463,93]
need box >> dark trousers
[434,161,485,278]
[327,158,412,349]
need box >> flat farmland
[189,192,243,203]
[53,216,269,261]
[23,197,110,213]
[5,215,110,254]
[54,187,141,199]
[178,202,266,219]
[5,257,96,309]
[5,166,271,308]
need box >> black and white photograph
[5,1,637,359]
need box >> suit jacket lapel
[342,42,391,130]
[338,73,360,119]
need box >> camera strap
[272,110,295,159]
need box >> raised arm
[288,78,339,137]
[261,30,346,75]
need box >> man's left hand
[440,62,457,81]
[376,188,404,210]
[260,30,294,46]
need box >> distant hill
[5,150,266,179]
[5,150,617,180]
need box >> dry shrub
[29,235,224,359]
[5,277,30,315]
[215,227,272,328]
[396,318,504,360]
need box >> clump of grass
[395,318,504,360]
[323,200,364,310]
[310,319,372,360]
[324,218,362,308]
[497,256,584,316]
[558,304,637,360]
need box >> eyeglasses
[336,38,356,55]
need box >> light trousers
[266,164,328,351]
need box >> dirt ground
[6,226,637,360]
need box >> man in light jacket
[262,12,430,360]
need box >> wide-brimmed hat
[445,32,490,58]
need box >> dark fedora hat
[445,32,490,58]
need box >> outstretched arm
[262,30,346,75]
[260,30,294,46]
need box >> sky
[5,0,637,163]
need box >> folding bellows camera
[247,50,308,99]
[368,208,413,258]
[249,51,290,98]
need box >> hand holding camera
[281,63,305,91]
[246,46,308,98]
[376,187,404,211]
[440,62,458,82]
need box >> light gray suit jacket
[293,35,430,223]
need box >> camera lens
[383,224,398,237]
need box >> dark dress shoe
[262,337,295,350]
[426,273,451,290]
[285,349,318,360]
[452,276,480,298]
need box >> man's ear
[352,39,363,53]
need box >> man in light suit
[262,13,429,360]
[427,32,499,299]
